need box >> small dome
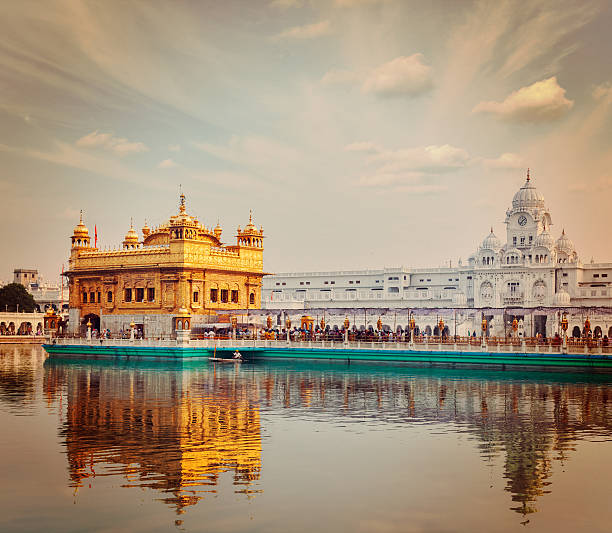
[512,170,546,210]
[244,210,256,231]
[556,229,575,253]
[123,221,139,245]
[553,289,571,306]
[481,227,501,251]
[73,211,89,237]
[142,221,151,237]
[535,228,554,248]
[214,221,222,239]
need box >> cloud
[335,0,390,5]
[362,54,433,97]
[158,158,176,168]
[348,141,469,191]
[168,144,181,152]
[593,82,612,102]
[269,0,302,8]
[194,135,300,178]
[371,144,471,173]
[76,131,149,155]
[482,152,524,169]
[473,77,574,123]
[344,141,381,153]
[320,69,360,86]
[273,20,331,40]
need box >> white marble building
[262,173,612,338]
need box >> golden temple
[64,193,264,334]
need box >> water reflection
[5,349,611,521]
[0,345,46,412]
[44,359,262,513]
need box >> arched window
[249,292,255,305]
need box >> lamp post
[409,312,415,348]
[512,317,518,339]
[86,319,92,341]
[343,316,350,345]
[130,320,135,341]
[561,311,568,353]
[286,317,291,345]
[438,317,445,342]
[481,314,488,348]
[231,315,237,340]
[584,316,591,338]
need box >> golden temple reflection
[52,364,261,514]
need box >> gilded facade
[65,194,264,334]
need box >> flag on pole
[94,225,98,248]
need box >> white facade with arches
[263,174,612,336]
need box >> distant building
[64,194,265,336]
[12,268,66,312]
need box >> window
[90,292,95,303]
[147,288,155,301]
[356,280,360,284]
[231,290,239,303]
[591,291,597,297]
[282,282,286,285]
[563,273,568,277]
[427,279,431,282]
[193,291,199,303]
[276,282,280,286]
[125,288,132,302]
[210,289,218,303]
[603,274,608,278]
[455,278,459,281]
[594,274,600,278]
[82,292,87,303]
[107,291,113,303]
[520,237,525,245]
[467,276,472,280]
[136,288,144,302]
[513,236,517,246]
[404,275,407,280]
[324,281,329,285]
[300,282,304,285]
[249,292,255,305]
[529,235,533,244]
[306,281,310,285]
[221,289,228,303]
[419,279,424,282]
[349,280,353,284]
[97,292,101,303]
[330,281,335,285]
[448,278,453,282]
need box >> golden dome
[244,210,256,231]
[123,219,139,248]
[142,220,151,237]
[214,220,222,239]
[73,211,89,237]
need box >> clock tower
[504,170,552,250]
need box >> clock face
[518,215,527,226]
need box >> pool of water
[1,344,611,532]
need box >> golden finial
[249,209,253,224]
[79,209,83,223]
[526,168,530,182]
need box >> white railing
[49,337,612,356]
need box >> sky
[1,0,611,284]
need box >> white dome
[553,289,571,306]
[556,229,575,253]
[512,171,545,210]
[535,229,554,249]
[481,228,502,251]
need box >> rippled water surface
[1,345,612,532]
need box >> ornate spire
[179,192,186,214]
[526,168,530,182]
[79,209,83,223]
